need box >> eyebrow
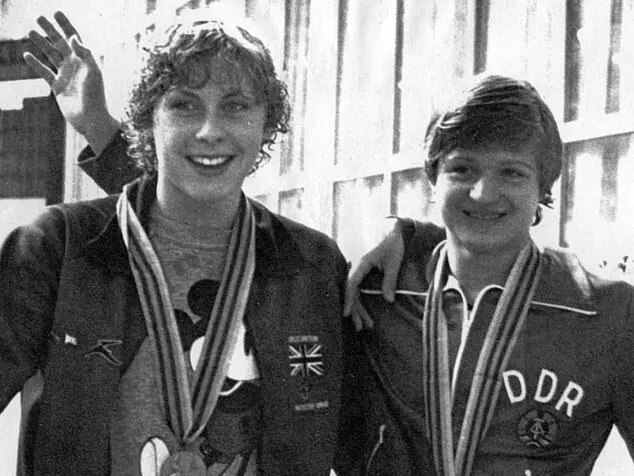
[445,154,536,171]
[223,90,256,100]
[498,159,537,171]
[168,85,256,100]
[164,88,196,98]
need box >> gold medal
[159,451,206,476]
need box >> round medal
[159,451,206,476]
[140,437,169,476]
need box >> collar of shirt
[442,274,504,323]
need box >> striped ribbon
[422,241,542,476]
[116,185,256,445]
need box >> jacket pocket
[365,423,388,475]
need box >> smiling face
[435,146,540,256]
[152,62,266,210]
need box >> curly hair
[123,19,290,174]
[424,75,562,207]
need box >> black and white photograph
[0,0,633,475]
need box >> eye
[444,163,475,180]
[167,96,196,113]
[451,165,471,174]
[501,168,528,180]
[223,101,250,114]
[169,99,195,111]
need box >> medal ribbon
[116,185,256,445]
[422,241,541,476]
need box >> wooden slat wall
[0,40,40,82]
[0,95,65,203]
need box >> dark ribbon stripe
[192,207,244,396]
[128,232,188,436]
[422,244,452,474]
[116,186,256,446]
[458,246,541,476]
[423,242,542,476]
[191,205,254,432]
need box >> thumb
[379,232,404,303]
[381,255,400,303]
[70,35,94,63]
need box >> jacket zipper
[365,424,387,474]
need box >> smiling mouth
[464,210,506,220]
[187,155,235,167]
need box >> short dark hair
[123,19,290,174]
[424,75,562,206]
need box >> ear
[531,206,543,226]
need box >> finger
[381,260,399,303]
[349,300,363,331]
[70,36,95,65]
[350,251,378,287]
[36,16,72,57]
[346,293,364,331]
[380,244,403,303]
[28,31,63,67]
[23,53,56,87]
[344,257,375,316]
[53,11,82,43]
[353,294,374,329]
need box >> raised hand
[23,11,119,154]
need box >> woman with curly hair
[3,11,371,476]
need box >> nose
[469,175,500,203]
[194,113,226,142]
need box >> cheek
[520,182,541,207]
[244,131,264,150]
[153,119,187,154]
[242,111,267,145]
[434,180,464,209]
[244,123,266,149]
[512,187,540,223]
[151,114,168,150]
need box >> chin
[459,240,502,255]
[462,232,530,255]
[179,184,225,202]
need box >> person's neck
[155,181,240,231]
[445,238,528,304]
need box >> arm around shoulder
[403,219,446,255]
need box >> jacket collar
[394,240,598,317]
[84,174,304,277]
[532,246,597,316]
[437,246,598,316]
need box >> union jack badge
[288,337,324,377]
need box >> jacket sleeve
[611,282,634,457]
[399,219,446,259]
[334,316,368,475]
[77,131,142,194]
[0,209,65,411]
[326,238,364,475]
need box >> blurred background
[0,0,632,474]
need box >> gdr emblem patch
[518,409,558,448]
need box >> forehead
[444,146,538,169]
[167,78,256,100]
[175,54,260,96]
